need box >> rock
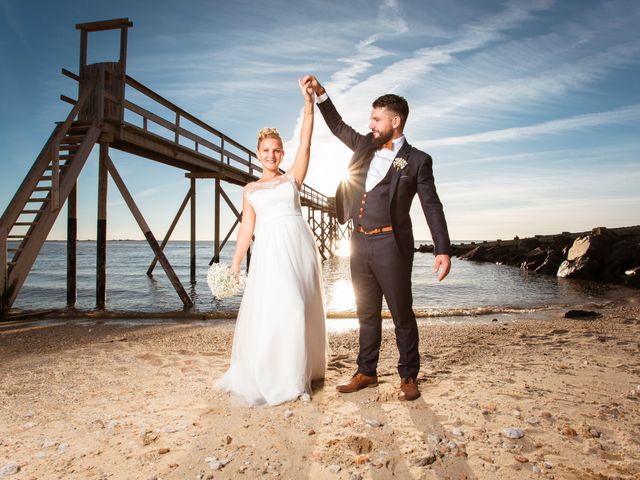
[557,256,601,280]
[481,403,497,415]
[364,418,382,428]
[414,453,437,466]
[561,426,577,437]
[624,266,640,287]
[452,428,464,436]
[563,310,600,319]
[535,249,565,275]
[283,410,293,419]
[0,461,20,477]
[568,232,614,262]
[520,247,547,271]
[502,427,524,439]
[328,464,341,474]
[143,431,159,446]
[514,455,528,463]
[543,461,553,469]
[158,448,170,454]
[415,244,434,253]
[525,416,541,425]
[224,435,232,445]
[205,456,231,471]
[520,238,542,250]
[460,245,488,262]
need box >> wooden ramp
[0,18,349,315]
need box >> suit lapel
[389,141,412,204]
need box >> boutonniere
[393,157,408,171]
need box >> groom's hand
[434,254,451,282]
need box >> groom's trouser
[350,230,419,379]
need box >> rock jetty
[416,225,640,287]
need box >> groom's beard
[371,130,393,148]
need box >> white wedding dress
[215,173,327,406]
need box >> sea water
[9,241,630,320]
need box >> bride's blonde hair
[257,127,283,149]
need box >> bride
[215,79,327,406]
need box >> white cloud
[423,103,640,147]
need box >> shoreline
[1,294,639,479]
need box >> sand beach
[1,294,639,480]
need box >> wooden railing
[122,75,331,209]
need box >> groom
[302,75,451,401]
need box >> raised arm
[230,192,256,279]
[302,74,365,152]
[288,79,315,188]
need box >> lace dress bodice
[244,173,302,223]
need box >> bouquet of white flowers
[207,263,245,299]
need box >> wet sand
[1,294,639,479]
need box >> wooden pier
[0,18,349,314]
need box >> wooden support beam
[147,188,191,276]
[51,146,60,211]
[76,18,133,32]
[67,183,77,306]
[0,226,6,314]
[105,155,193,308]
[96,143,108,309]
[219,186,241,219]
[190,178,196,283]
[213,178,221,264]
[218,217,240,255]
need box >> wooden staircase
[1,85,101,311]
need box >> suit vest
[353,164,393,230]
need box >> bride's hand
[298,78,314,103]
[230,262,241,284]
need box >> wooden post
[190,178,196,283]
[67,182,78,306]
[175,111,181,145]
[118,24,129,126]
[96,143,108,309]
[79,29,88,77]
[147,188,191,276]
[105,155,193,308]
[213,178,220,263]
[0,225,6,315]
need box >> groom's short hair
[372,94,409,128]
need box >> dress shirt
[316,93,405,192]
[364,136,404,191]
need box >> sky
[1,0,639,242]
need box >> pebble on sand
[502,427,525,439]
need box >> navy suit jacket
[318,97,451,258]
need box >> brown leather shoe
[399,377,420,401]
[336,373,378,393]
